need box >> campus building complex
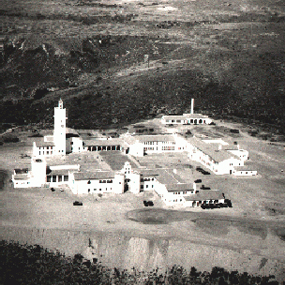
[12,99,257,207]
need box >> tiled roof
[165,183,194,192]
[187,137,240,163]
[100,153,137,171]
[137,169,159,177]
[233,165,257,171]
[135,135,175,143]
[155,169,185,185]
[163,114,210,120]
[13,173,30,180]
[162,115,186,121]
[35,141,55,147]
[73,171,115,181]
[47,169,71,176]
[184,190,224,201]
[84,138,123,147]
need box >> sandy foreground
[0,128,285,282]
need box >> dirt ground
[0,119,285,282]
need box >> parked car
[73,201,83,206]
[200,185,211,190]
[50,187,55,192]
[194,179,202,183]
[225,199,233,208]
[143,200,149,207]
[147,201,154,206]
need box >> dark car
[200,185,211,190]
[73,201,83,206]
[203,171,211,175]
[143,200,149,207]
[147,201,154,206]
[51,187,55,192]
[194,179,202,183]
[225,199,233,208]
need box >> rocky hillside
[0,0,285,134]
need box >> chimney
[191,98,194,114]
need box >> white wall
[70,174,124,195]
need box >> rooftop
[13,173,30,180]
[165,183,194,192]
[35,141,55,147]
[100,152,138,171]
[135,134,176,143]
[46,169,71,176]
[73,171,116,181]
[163,114,210,120]
[84,138,124,147]
[155,169,186,185]
[187,137,240,163]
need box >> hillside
[0,0,285,133]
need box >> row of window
[144,147,156,151]
[144,142,158,145]
[88,187,112,192]
[162,146,175,151]
[39,151,53,155]
[141,177,155,182]
[39,146,53,150]
[173,191,190,195]
[46,175,68,182]
[140,184,154,189]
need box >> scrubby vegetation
[0,241,279,284]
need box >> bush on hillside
[0,241,280,285]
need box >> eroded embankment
[1,225,284,282]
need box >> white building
[127,134,187,156]
[161,98,212,125]
[187,137,243,175]
[53,99,67,155]
[161,114,212,125]
[33,99,67,157]
[69,171,125,195]
[12,157,47,188]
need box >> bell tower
[54,99,67,155]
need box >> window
[58,176,62,182]
[52,176,56,182]
[47,176,51,182]
[146,185,148,188]
[64,175,68,181]
[140,185,143,189]
[47,151,49,155]
[39,151,41,155]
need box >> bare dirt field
[1,0,285,281]
[0,121,285,282]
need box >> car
[147,201,154,206]
[200,185,211,190]
[51,187,55,192]
[143,200,149,207]
[73,201,83,206]
[225,199,233,208]
[194,179,202,183]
